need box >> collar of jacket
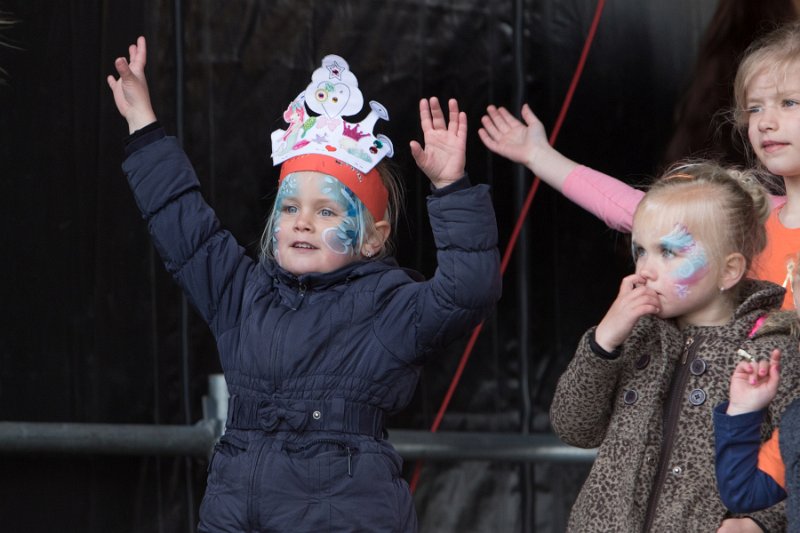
[262,256,424,292]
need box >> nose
[293,209,313,231]
[758,107,777,132]
[637,257,657,282]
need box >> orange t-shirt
[757,429,786,489]
[750,206,800,310]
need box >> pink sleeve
[770,194,786,209]
[561,165,643,233]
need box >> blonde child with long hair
[550,162,800,531]
[479,21,800,310]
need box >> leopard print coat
[551,280,800,532]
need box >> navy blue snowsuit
[122,127,501,532]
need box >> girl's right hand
[478,103,548,169]
[106,36,157,133]
[594,274,660,353]
[726,348,781,416]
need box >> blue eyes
[631,245,676,260]
[746,100,800,114]
[281,205,337,217]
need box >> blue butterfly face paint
[660,224,709,299]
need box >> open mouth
[291,242,317,250]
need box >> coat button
[635,354,650,370]
[689,358,707,376]
[312,410,322,420]
[672,466,682,475]
[623,389,638,405]
[689,389,706,406]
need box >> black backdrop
[0,1,718,531]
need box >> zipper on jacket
[641,334,703,532]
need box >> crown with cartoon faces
[270,55,394,174]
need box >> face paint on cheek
[660,224,710,299]
[321,217,360,255]
[272,175,298,264]
[318,176,363,256]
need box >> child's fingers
[106,74,117,90]
[428,97,446,130]
[520,103,538,127]
[770,348,782,367]
[137,36,147,67]
[455,110,467,140]
[447,98,460,133]
[114,57,131,78]
[479,114,501,140]
[418,99,432,132]
[485,105,509,130]
[409,140,423,161]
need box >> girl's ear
[362,220,391,257]
[719,252,747,291]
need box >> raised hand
[106,36,157,133]
[594,273,661,353]
[478,104,548,168]
[409,97,467,189]
[726,348,781,416]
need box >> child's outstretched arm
[714,349,787,514]
[478,103,643,232]
[409,97,467,189]
[106,36,157,133]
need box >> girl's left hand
[717,517,763,532]
[410,97,467,189]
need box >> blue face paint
[320,176,363,255]
[271,175,300,262]
[660,224,709,299]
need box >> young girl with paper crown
[549,163,800,531]
[479,21,800,310]
[107,37,500,532]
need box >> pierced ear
[362,220,391,257]
[719,252,747,291]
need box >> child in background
[479,21,800,309]
[549,162,800,532]
[107,37,500,532]
[714,264,800,528]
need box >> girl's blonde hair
[733,21,800,129]
[259,159,404,262]
[637,161,771,283]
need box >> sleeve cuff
[124,121,165,157]
[588,328,622,360]
[431,174,471,196]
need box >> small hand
[726,348,781,416]
[106,36,157,133]
[594,273,660,352]
[409,97,467,189]
[478,103,548,168]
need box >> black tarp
[0,1,720,531]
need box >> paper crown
[270,55,394,174]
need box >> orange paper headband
[279,154,389,221]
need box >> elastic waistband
[226,395,385,439]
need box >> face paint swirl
[660,224,709,299]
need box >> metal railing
[0,375,596,463]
